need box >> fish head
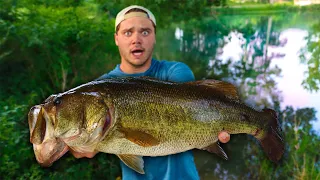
[44,91,113,143]
[28,90,114,166]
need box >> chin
[130,59,149,66]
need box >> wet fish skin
[28,77,284,173]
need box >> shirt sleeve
[167,62,195,83]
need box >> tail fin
[259,108,284,162]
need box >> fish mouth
[28,105,69,166]
[33,138,69,167]
[29,105,48,145]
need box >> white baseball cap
[115,5,156,31]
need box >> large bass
[28,77,284,174]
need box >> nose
[132,32,142,45]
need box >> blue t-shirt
[97,59,199,180]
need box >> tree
[300,22,320,92]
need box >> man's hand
[218,131,230,143]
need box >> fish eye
[53,97,62,105]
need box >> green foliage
[0,0,120,179]
[211,4,320,15]
[1,0,320,179]
[0,95,36,179]
[300,22,320,92]
[1,0,117,94]
[244,107,320,179]
[155,16,231,79]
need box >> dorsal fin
[187,80,239,100]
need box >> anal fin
[117,154,145,174]
[202,142,228,160]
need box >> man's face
[115,16,156,70]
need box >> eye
[53,97,62,106]
[142,31,149,36]
[124,31,132,36]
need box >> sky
[269,29,320,133]
[219,29,320,133]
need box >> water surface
[155,11,320,132]
[154,11,320,179]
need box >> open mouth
[34,138,69,167]
[28,105,69,167]
[131,49,144,57]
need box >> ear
[114,33,119,46]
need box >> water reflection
[269,28,320,131]
[155,12,320,132]
[219,28,320,132]
[155,11,320,179]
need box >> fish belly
[96,130,218,156]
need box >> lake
[153,10,320,179]
[155,11,320,133]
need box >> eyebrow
[140,28,152,32]
[121,27,152,33]
[121,27,134,33]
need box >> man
[97,5,230,180]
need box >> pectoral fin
[117,154,145,174]
[202,142,228,160]
[120,128,160,147]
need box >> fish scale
[97,81,257,155]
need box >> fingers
[218,131,230,143]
